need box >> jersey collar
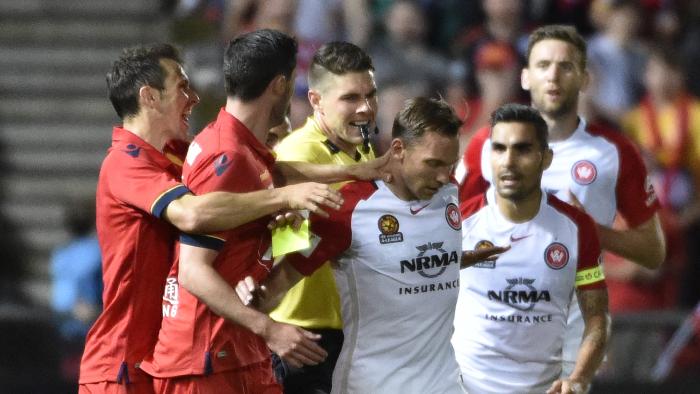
[110,126,177,169]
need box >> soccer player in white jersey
[236,97,475,394]
[455,25,665,379]
[454,103,610,394]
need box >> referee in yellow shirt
[271,41,378,394]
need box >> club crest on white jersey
[445,203,461,230]
[544,242,569,269]
[571,160,597,185]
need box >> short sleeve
[276,140,327,164]
[286,181,376,275]
[179,147,252,250]
[574,210,606,291]
[615,135,659,227]
[459,126,491,203]
[106,151,189,218]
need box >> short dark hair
[490,103,549,150]
[392,97,463,145]
[308,41,374,89]
[224,29,297,101]
[107,43,182,119]
[526,25,587,69]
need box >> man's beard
[534,91,578,119]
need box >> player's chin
[344,132,364,145]
[420,187,439,200]
[496,186,522,199]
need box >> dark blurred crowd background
[2,0,700,392]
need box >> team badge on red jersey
[378,214,403,244]
[445,203,461,230]
[571,160,597,185]
[214,154,233,176]
[544,242,569,269]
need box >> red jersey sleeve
[106,150,189,219]
[459,192,487,219]
[590,125,660,227]
[459,126,491,203]
[180,148,256,250]
[615,135,660,227]
[286,181,377,276]
[548,195,606,291]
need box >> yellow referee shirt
[270,117,375,329]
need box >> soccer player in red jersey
[139,30,351,394]
[79,43,354,394]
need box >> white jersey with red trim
[457,118,658,366]
[453,189,605,394]
[287,180,464,394]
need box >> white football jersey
[458,118,657,365]
[287,180,464,394]
[453,189,605,394]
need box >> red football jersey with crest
[80,127,189,384]
[140,109,276,377]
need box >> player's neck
[543,111,579,142]
[225,98,273,144]
[496,189,542,223]
[123,116,167,152]
[383,164,418,202]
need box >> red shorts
[152,361,281,394]
[79,380,154,394]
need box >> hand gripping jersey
[286,180,464,394]
[453,189,606,394]
[80,127,189,384]
[140,109,276,378]
[456,118,658,365]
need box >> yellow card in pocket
[271,219,311,257]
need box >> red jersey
[80,127,189,384]
[141,109,276,377]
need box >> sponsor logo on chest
[400,241,459,278]
[487,277,551,312]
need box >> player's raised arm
[273,151,391,186]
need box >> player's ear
[543,147,553,170]
[580,69,590,92]
[139,85,158,109]
[308,89,322,114]
[271,74,287,95]
[390,138,405,160]
[521,67,530,91]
